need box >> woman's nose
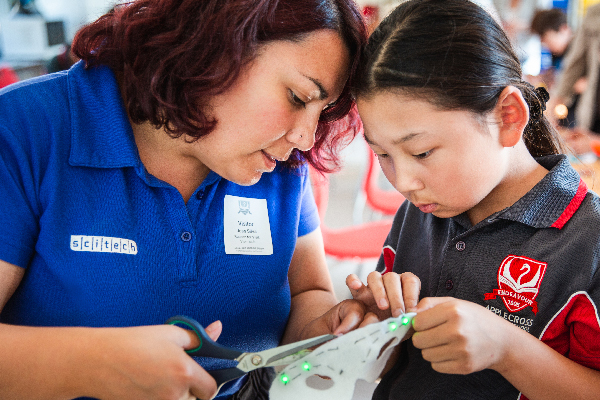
[287,111,320,151]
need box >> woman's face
[357,92,508,221]
[196,30,350,186]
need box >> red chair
[309,165,393,260]
[0,65,19,89]
[353,138,406,223]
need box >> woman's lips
[261,150,278,170]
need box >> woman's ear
[495,86,529,148]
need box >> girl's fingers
[346,273,363,292]
[381,272,405,317]
[346,274,378,307]
[399,272,421,312]
[412,322,450,350]
[366,271,390,310]
[346,274,375,304]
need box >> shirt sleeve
[0,123,40,268]
[297,163,320,237]
[539,288,600,371]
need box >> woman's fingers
[204,320,222,342]
[358,312,381,328]
[333,299,366,335]
[188,363,218,400]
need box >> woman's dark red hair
[72,0,367,172]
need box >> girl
[347,0,600,399]
[0,0,368,399]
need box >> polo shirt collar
[500,155,587,229]
[456,155,586,230]
[68,61,140,168]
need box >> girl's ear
[495,86,529,148]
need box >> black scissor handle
[165,315,243,360]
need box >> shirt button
[445,279,454,290]
[181,231,192,242]
[455,241,466,251]
[197,190,204,200]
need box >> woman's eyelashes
[289,90,306,108]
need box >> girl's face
[357,91,509,222]
[195,30,350,186]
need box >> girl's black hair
[354,0,565,157]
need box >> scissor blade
[264,349,312,367]
[235,333,336,372]
[264,334,336,365]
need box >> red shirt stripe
[551,179,588,229]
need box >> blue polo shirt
[0,62,319,399]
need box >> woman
[0,0,367,399]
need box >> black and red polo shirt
[374,155,600,400]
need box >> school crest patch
[484,255,547,314]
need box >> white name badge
[224,195,273,255]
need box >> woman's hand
[83,321,223,400]
[412,297,514,375]
[346,271,421,319]
[298,298,379,339]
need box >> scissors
[166,315,335,393]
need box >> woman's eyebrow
[302,75,329,100]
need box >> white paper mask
[270,313,416,400]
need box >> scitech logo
[70,235,138,255]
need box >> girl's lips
[416,203,438,213]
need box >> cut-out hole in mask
[305,375,335,390]
[270,314,416,400]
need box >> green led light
[280,374,290,385]
[388,322,398,331]
[401,316,410,325]
[302,361,311,371]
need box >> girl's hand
[83,321,223,400]
[412,297,513,375]
[346,271,421,319]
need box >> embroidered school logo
[238,200,252,215]
[484,255,547,314]
[382,245,395,275]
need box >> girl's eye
[289,90,306,108]
[375,153,389,159]
[414,150,433,160]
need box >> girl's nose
[388,167,423,195]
